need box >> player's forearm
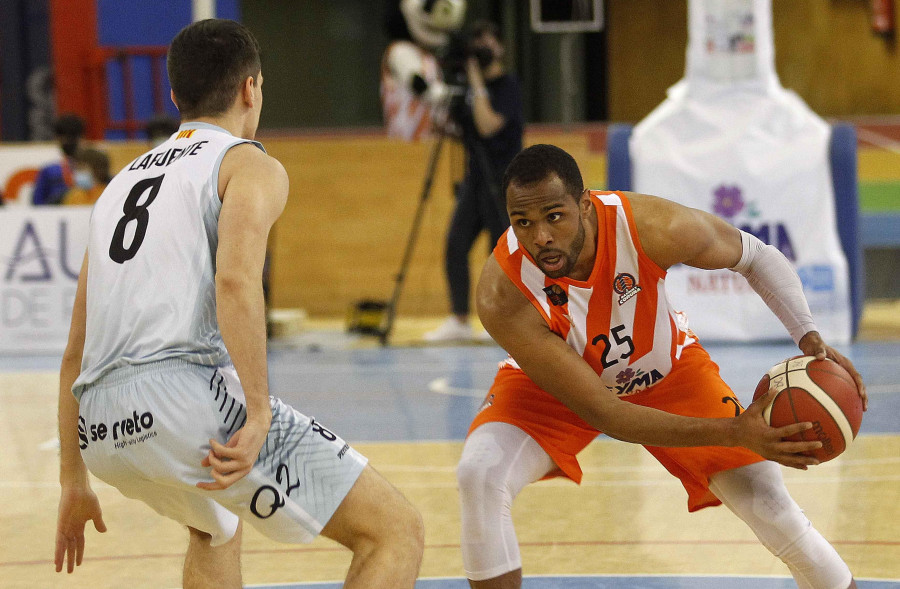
[471,93,504,137]
[521,340,739,448]
[59,351,89,484]
[729,230,816,344]
[216,274,272,426]
[588,399,738,448]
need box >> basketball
[753,356,863,462]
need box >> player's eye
[548,212,562,222]
[516,219,530,228]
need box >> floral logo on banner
[712,185,744,218]
[616,367,636,384]
[712,184,761,220]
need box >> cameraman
[425,20,524,342]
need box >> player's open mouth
[540,254,564,272]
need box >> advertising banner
[0,207,91,353]
[629,0,851,343]
[1,144,60,204]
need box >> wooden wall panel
[607,0,900,122]
[262,131,607,318]
[102,130,606,319]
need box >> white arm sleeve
[729,230,817,345]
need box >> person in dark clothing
[425,20,524,342]
[32,113,86,206]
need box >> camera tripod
[347,124,450,346]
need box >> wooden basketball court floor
[1,322,898,588]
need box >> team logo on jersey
[543,284,568,306]
[79,410,157,450]
[176,129,196,139]
[477,393,495,414]
[613,273,641,305]
[610,367,664,396]
[78,416,89,450]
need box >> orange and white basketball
[753,356,863,462]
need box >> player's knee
[403,501,426,555]
[360,490,424,558]
[455,454,479,496]
[457,454,500,505]
[388,493,425,553]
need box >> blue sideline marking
[248,574,900,588]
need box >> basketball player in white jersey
[457,145,867,588]
[55,19,423,588]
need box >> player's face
[507,175,591,280]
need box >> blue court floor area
[263,340,900,443]
[2,340,898,440]
[249,575,900,588]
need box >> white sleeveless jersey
[73,123,264,399]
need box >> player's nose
[533,223,553,246]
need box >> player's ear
[241,76,256,106]
[579,189,591,214]
[170,89,179,111]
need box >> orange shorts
[469,343,765,512]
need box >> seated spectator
[32,113,86,205]
[62,147,110,206]
[145,113,180,147]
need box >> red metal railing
[90,46,169,139]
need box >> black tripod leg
[379,129,448,346]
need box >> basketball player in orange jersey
[457,144,868,589]
[55,19,422,588]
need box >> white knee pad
[457,422,555,582]
[710,462,852,589]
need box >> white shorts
[78,359,368,546]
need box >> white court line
[377,455,900,475]
[6,476,899,491]
[427,377,486,397]
[5,466,899,490]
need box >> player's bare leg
[469,568,522,588]
[183,523,242,589]
[321,465,424,588]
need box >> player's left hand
[798,330,868,411]
[55,484,107,573]
[197,417,269,491]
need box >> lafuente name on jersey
[127,140,208,171]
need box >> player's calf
[709,461,853,589]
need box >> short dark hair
[470,20,501,42]
[167,19,261,119]
[53,113,85,138]
[145,113,180,139]
[502,144,584,201]
[75,147,111,184]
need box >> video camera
[437,30,494,87]
[435,29,495,125]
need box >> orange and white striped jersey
[494,191,697,396]
[380,40,441,142]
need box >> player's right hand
[197,417,269,491]
[55,484,107,573]
[734,388,823,470]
